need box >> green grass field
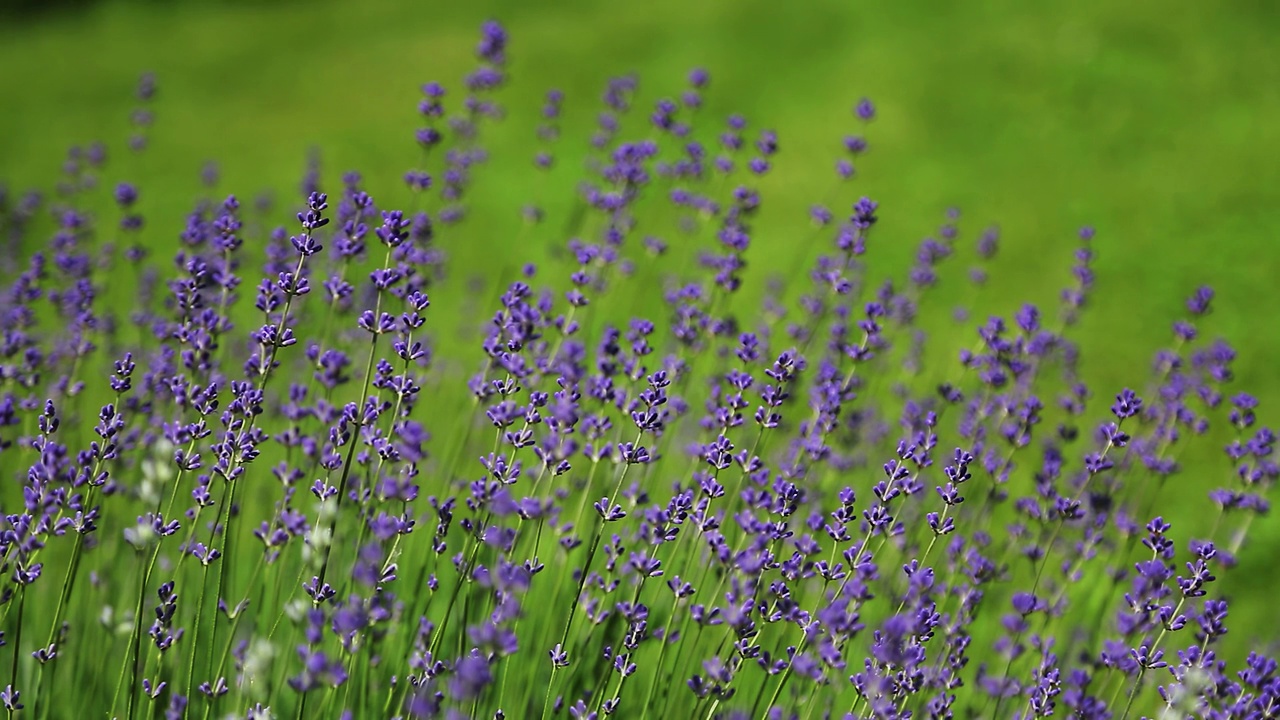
[4,0,1280,688]
[4,0,1277,367]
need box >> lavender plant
[1,20,1277,720]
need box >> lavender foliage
[0,21,1276,720]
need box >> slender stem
[116,548,150,720]
[9,587,24,710]
[206,475,238,684]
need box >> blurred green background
[3,0,1279,653]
